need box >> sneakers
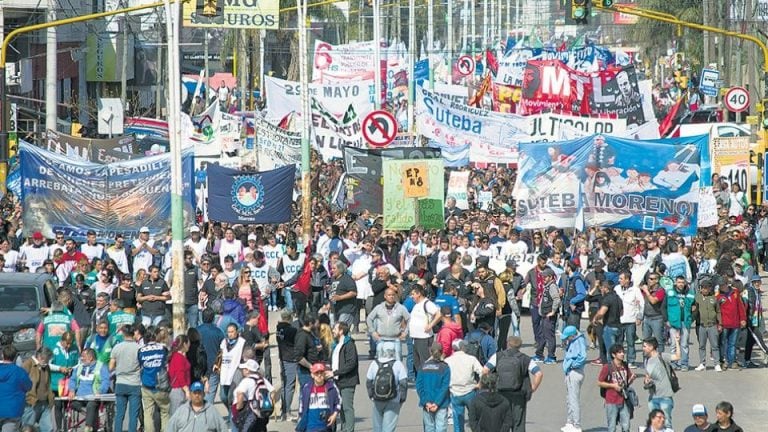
[544,356,557,365]
[695,363,706,371]
[715,364,723,372]
[532,355,544,363]
[561,425,582,432]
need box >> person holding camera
[597,344,637,432]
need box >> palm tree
[629,0,703,67]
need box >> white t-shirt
[81,243,104,262]
[49,243,66,259]
[436,250,452,275]
[22,245,49,273]
[408,299,440,339]
[502,240,529,256]
[2,250,19,272]
[219,239,243,265]
[131,239,155,273]
[399,240,429,270]
[106,247,130,274]
[184,238,208,262]
[262,244,284,270]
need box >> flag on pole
[486,48,499,76]
[658,95,688,137]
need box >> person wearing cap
[168,381,228,432]
[445,339,483,432]
[81,230,105,263]
[692,278,721,372]
[131,227,159,276]
[665,276,695,371]
[20,231,49,273]
[560,325,587,432]
[106,234,130,275]
[534,267,561,364]
[365,341,408,432]
[716,279,746,370]
[233,359,274,432]
[742,274,764,369]
[682,404,716,432]
[184,226,208,264]
[296,362,341,432]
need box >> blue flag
[207,164,296,224]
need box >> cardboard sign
[418,199,444,230]
[402,162,429,198]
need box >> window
[0,286,40,312]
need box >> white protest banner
[698,187,718,228]
[254,117,301,171]
[447,171,470,209]
[311,98,363,161]
[217,112,242,154]
[264,76,375,123]
[313,40,376,82]
[711,136,750,193]
[433,82,471,106]
[529,113,627,142]
[495,48,538,86]
[478,191,493,211]
[415,85,528,166]
[488,252,538,308]
[621,120,661,140]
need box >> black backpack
[495,350,532,400]
[464,336,485,365]
[660,358,681,393]
[372,360,397,401]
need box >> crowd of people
[0,164,761,432]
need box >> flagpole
[447,0,453,59]
[373,0,382,110]
[298,0,312,244]
[408,0,415,145]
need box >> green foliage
[632,0,703,66]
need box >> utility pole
[298,0,312,244]
[447,0,453,58]
[46,0,58,135]
[121,3,129,109]
[204,29,209,95]
[373,0,382,109]
[408,0,415,144]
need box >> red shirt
[717,290,746,329]
[598,361,632,405]
[60,250,88,265]
[168,351,191,389]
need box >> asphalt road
[217,302,768,432]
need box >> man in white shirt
[184,226,208,263]
[344,238,374,332]
[444,340,483,432]
[243,233,259,259]
[218,228,243,266]
[408,285,442,374]
[262,234,284,270]
[399,230,430,271]
[49,231,67,258]
[106,235,130,275]
[131,226,159,275]
[614,271,644,368]
[22,231,50,273]
[81,230,105,262]
[502,230,529,256]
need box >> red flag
[256,295,268,334]
[293,241,313,297]
[485,49,498,76]
[658,95,687,137]
[277,111,294,130]
[469,74,492,107]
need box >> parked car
[0,273,58,356]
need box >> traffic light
[197,0,223,18]
[571,0,589,25]
[594,0,614,7]
[761,99,768,130]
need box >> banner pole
[408,0,415,146]
[299,0,313,246]
[373,0,382,110]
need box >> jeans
[283,288,294,312]
[378,338,403,363]
[698,325,720,366]
[21,403,52,432]
[339,387,355,432]
[205,373,219,406]
[114,383,141,432]
[185,304,199,328]
[406,336,416,380]
[269,289,279,309]
[220,385,231,409]
[536,315,557,358]
[605,402,630,432]
[642,317,665,353]
[0,419,20,432]
[372,399,401,432]
[141,314,165,327]
[565,368,584,427]
[141,388,170,432]
[720,328,740,366]
[648,396,674,429]
[602,326,620,364]
[292,291,308,322]
[413,337,433,375]
[531,306,544,352]
[280,361,298,417]
[336,312,355,327]
[297,366,311,391]
[450,390,476,432]
[422,407,448,432]
[617,323,637,364]
[669,326,690,367]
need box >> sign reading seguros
[183,0,279,29]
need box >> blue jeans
[141,314,164,327]
[618,323,637,364]
[297,366,311,391]
[21,403,52,432]
[450,390,476,432]
[185,304,199,328]
[406,336,416,380]
[283,288,294,312]
[114,383,141,432]
[205,373,219,405]
[605,402,630,432]
[720,328,740,366]
[372,400,401,432]
[648,396,674,429]
[422,407,448,432]
[269,289,278,309]
[642,317,665,353]
[281,361,298,417]
[669,326,690,367]
[602,326,620,363]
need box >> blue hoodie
[562,333,587,374]
[0,362,32,418]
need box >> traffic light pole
[0,0,184,193]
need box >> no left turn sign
[457,55,475,76]
[362,110,398,148]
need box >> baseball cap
[139,226,150,233]
[248,233,258,241]
[692,404,707,417]
[238,359,260,373]
[31,231,44,240]
[310,363,327,374]
[541,268,555,278]
[190,381,204,392]
[751,275,762,283]
[734,258,746,267]
[561,325,578,340]
[190,226,201,233]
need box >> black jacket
[468,391,514,432]
[332,337,359,389]
[293,328,319,369]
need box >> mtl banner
[515,135,701,235]
[383,159,445,230]
[21,142,194,242]
[341,146,441,214]
[207,164,296,224]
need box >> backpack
[464,334,486,366]
[495,350,532,400]
[251,383,274,418]
[660,358,681,393]
[372,360,397,401]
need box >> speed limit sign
[724,86,750,112]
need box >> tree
[629,0,703,68]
